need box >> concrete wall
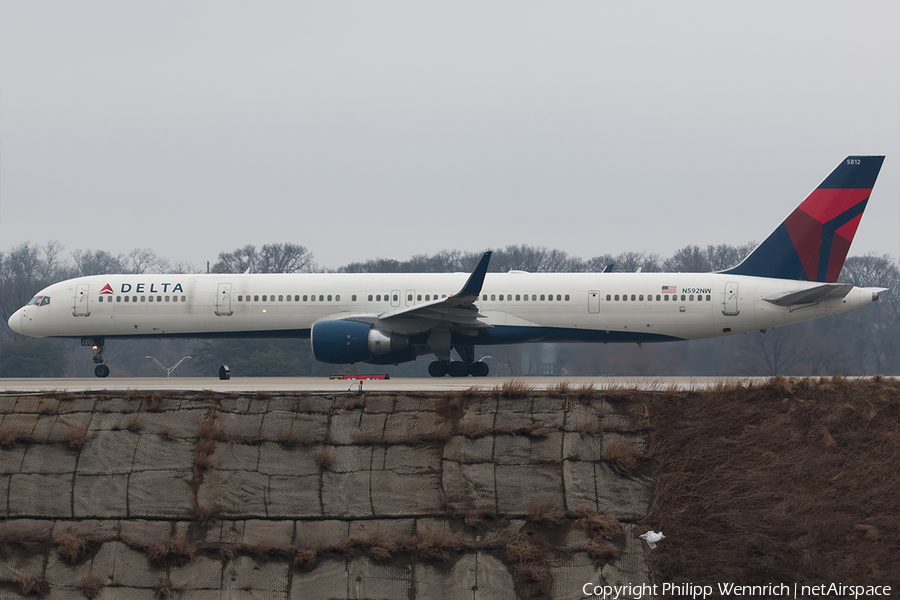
[0,389,652,599]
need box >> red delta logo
[100,284,114,295]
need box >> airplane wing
[376,251,493,334]
[763,283,855,307]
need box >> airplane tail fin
[722,156,884,282]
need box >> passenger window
[141,296,146,302]
[499,295,504,301]
[442,295,447,298]
[116,296,121,303]
[376,295,381,301]
[237,295,242,302]
[622,295,627,302]
[157,296,161,302]
[408,294,413,301]
[335,295,340,301]
[565,295,569,301]
[615,295,619,301]
[491,294,496,301]
[425,295,430,301]
[531,294,536,301]
[631,295,636,301]
[681,295,686,301]
[706,295,711,301]
[99,296,104,303]
[522,294,527,301]
[540,295,545,301]
[147,296,152,302]
[664,295,669,301]
[165,296,170,302]
[319,295,324,301]
[557,295,562,301]
[656,295,661,301]
[606,295,611,301]
[689,294,694,301]
[352,295,357,301]
[393,294,398,302]
[277,295,282,301]
[327,295,332,301]
[482,295,486,301]
[419,295,423,301]
[125,296,130,302]
[639,295,644,301]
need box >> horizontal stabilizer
[763,284,854,307]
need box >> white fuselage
[8,271,879,345]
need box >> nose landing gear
[85,337,109,378]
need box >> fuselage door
[73,283,91,317]
[588,290,600,314]
[405,290,416,307]
[391,289,401,308]
[216,283,233,316]
[723,282,739,316]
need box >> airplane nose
[7,309,24,335]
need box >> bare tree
[257,243,316,273]
[72,249,126,276]
[127,248,171,274]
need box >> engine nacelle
[310,320,410,364]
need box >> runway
[2,375,893,394]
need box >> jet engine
[310,320,412,364]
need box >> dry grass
[548,380,573,397]
[574,382,597,400]
[0,425,37,448]
[125,414,144,433]
[66,422,90,449]
[293,546,319,570]
[576,506,623,541]
[411,528,464,562]
[603,437,641,475]
[644,377,900,590]
[526,500,567,528]
[145,392,163,412]
[146,536,196,567]
[152,577,175,600]
[12,574,46,596]
[81,573,102,598]
[53,529,90,564]
[315,445,335,469]
[495,379,534,398]
[194,437,217,470]
[463,504,494,528]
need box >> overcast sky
[1,2,898,271]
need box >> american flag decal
[661,285,677,294]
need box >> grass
[526,500,567,528]
[80,573,102,598]
[494,379,534,398]
[603,436,641,475]
[65,422,90,449]
[315,445,335,469]
[643,376,900,590]
[53,529,89,564]
[0,422,38,448]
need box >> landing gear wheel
[94,364,110,378]
[447,361,469,377]
[428,361,448,377]
[468,362,489,377]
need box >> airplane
[7,155,886,378]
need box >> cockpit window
[29,296,43,306]
[40,297,51,306]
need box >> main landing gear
[87,337,110,378]
[428,360,489,378]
